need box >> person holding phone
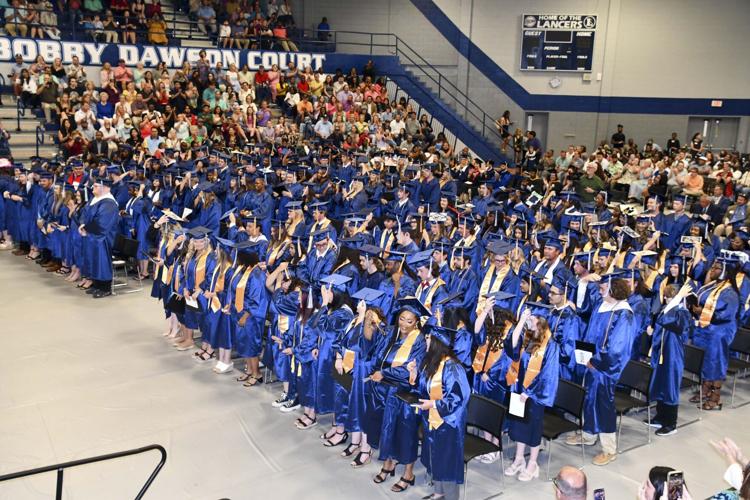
[637,467,693,500]
[409,324,470,500]
[503,305,560,481]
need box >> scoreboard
[520,14,597,72]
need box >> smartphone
[667,471,684,500]
[593,488,605,500]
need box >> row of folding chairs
[462,329,750,496]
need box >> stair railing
[0,444,167,500]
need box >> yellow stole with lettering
[698,281,730,328]
[391,328,421,367]
[428,356,448,430]
[476,264,510,314]
[233,265,257,313]
[505,329,552,387]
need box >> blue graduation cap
[457,213,478,228]
[38,171,54,180]
[424,324,455,347]
[309,201,329,212]
[287,200,303,210]
[235,239,268,260]
[220,208,236,221]
[572,250,595,270]
[215,236,236,253]
[525,301,553,319]
[596,246,615,258]
[484,290,516,303]
[384,249,409,263]
[395,296,432,318]
[673,194,689,206]
[351,287,386,305]
[127,180,142,189]
[321,273,353,293]
[431,237,453,255]
[94,176,114,187]
[187,226,212,239]
[486,240,513,256]
[717,253,742,279]
[544,237,565,251]
[406,249,434,269]
[196,181,215,193]
[358,244,383,258]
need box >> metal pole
[370,33,373,56]
[55,468,63,500]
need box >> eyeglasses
[552,477,562,491]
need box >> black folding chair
[111,234,143,294]
[615,360,653,453]
[728,329,750,408]
[542,379,586,480]
[462,394,506,500]
[679,344,706,427]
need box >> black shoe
[642,417,661,428]
[655,425,677,436]
[85,287,98,295]
[93,289,112,298]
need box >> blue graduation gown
[81,196,120,281]
[549,304,583,381]
[314,305,354,415]
[628,293,651,360]
[419,359,471,484]
[692,281,739,380]
[505,333,560,447]
[649,305,692,405]
[471,325,512,403]
[582,301,634,434]
[196,255,222,347]
[234,266,269,358]
[446,267,480,317]
[268,289,299,382]
[293,317,320,408]
[377,328,426,464]
[301,248,336,298]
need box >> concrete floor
[1,251,749,500]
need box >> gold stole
[233,265,256,313]
[644,269,660,291]
[505,329,551,387]
[472,324,510,374]
[379,229,394,252]
[608,251,627,273]
[195,251,209,289]
[515,295,528,319]
[428,357,448,430]
[417,278,446,310]
[391,328,421,367]
[342,349,356,372]
[476,264,510,314]
[287,218,301,238]
[307,218,331,250]
[698,281,730,327]
[210,264,229,312]
[333,258,350,273]
[267,241,287,266]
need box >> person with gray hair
[553,466,587,500]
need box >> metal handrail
[0,74,5,106]
[15,97,25,132]
[0,444,167,500]
[36,125,45,158]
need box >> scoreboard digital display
[520,14,597,72]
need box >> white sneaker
[272,392,288,408]
[214,361,234,374]
[0,242,13,250]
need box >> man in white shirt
[74,102,96,126]
[390,113,406,139]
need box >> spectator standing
[317,16,330,41]
[611,124,625,149]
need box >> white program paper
[575,349,593,366]
[184,296,199,309]
[509,392,526,418]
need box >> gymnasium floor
[1,251,748,500]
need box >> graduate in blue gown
[265,263,303,410]
[411,324,471,499]
[408,250,449,316]
[648,283,693,435]
[300,227,336,302]
[194,236,232,363]
[231,239,270,386]
[503,304,560,482]
[314,276,355,440]
[547,276,584,382]
[79,177,120,297]
[369,299,427,493]
[690,257,740,410]
[568,274,634,466]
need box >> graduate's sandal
[243,375,263,387]
[323,431,348,447]
[373,467,395,483]
[390,476,415,492]
[340,443,359,457]
[350,449,371,468]
[295,416,317,429]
